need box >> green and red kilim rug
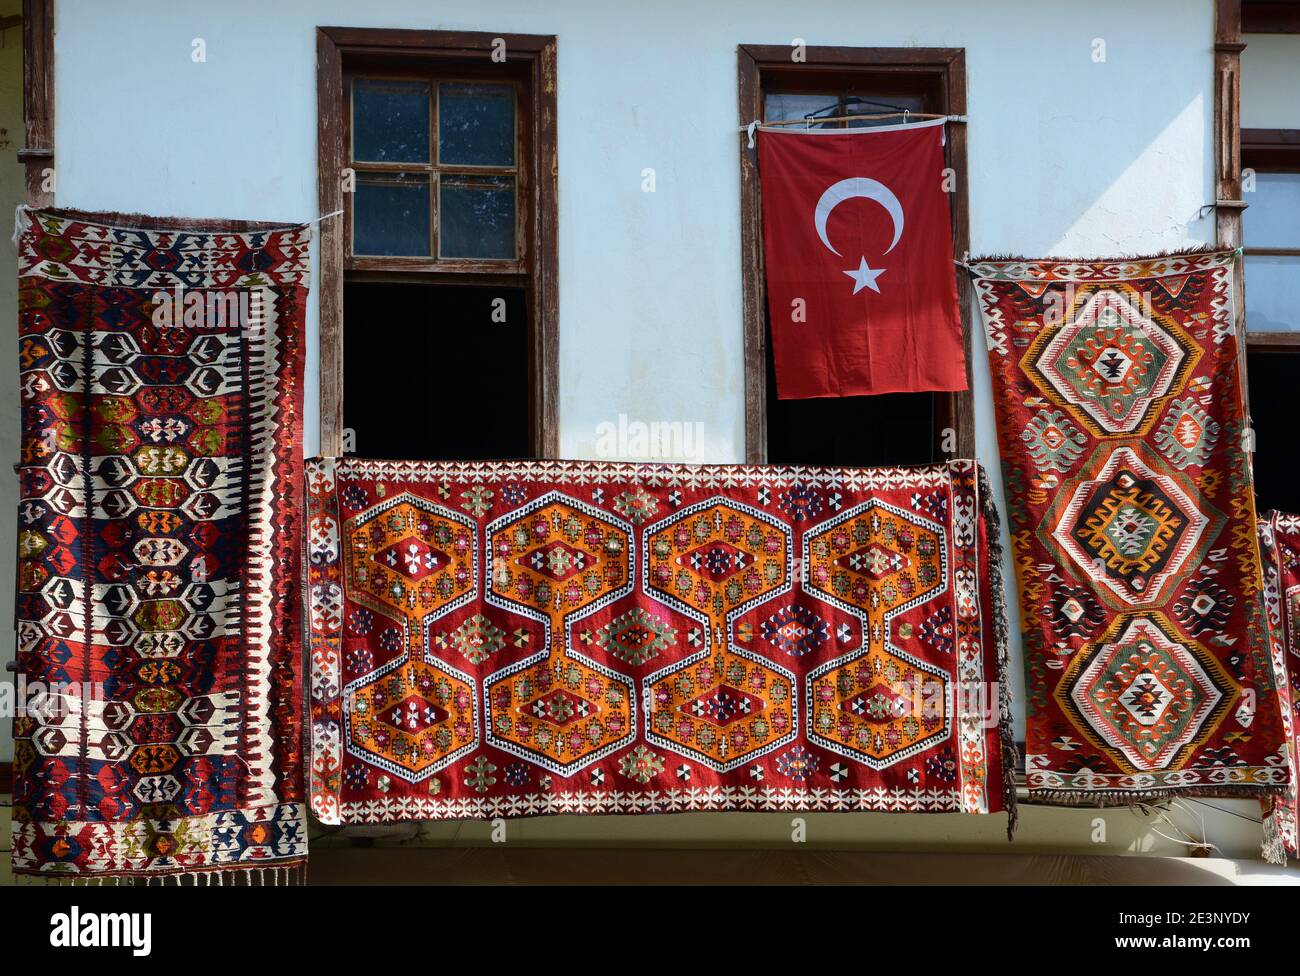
[306,458,1016,826]
[974,250,1290,804]
[9,209,309,881]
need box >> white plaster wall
[1243,32,1300,129]
[7,0,1268,862]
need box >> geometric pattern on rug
[974,250,1289,803]
[306,458,1016,825]
[8,208,309,880]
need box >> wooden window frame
[1213,0,1256,411]
[317,27,559,458]
[1243,1,1300,33]
[1241,128,1300,349]
[737,45,974,464]
[6,0,55,794]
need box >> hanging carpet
[973,250,1289,804]
[306,458,1016,827]
[1259,513,1300,863]
[9,208,309,881]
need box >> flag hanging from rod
[757,118,967,399]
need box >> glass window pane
[439,83,515,166]
[439,175,515,259]
[843,93,925,128]
[354,174,430,256]
[352,79,430,163]
[764,93,839,127]
[1245,254,1300,331]
[1243,172,1300,249]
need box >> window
[317,29,558,459]
[737,47,973,465]
[1242,129,1300,513]
[1242,131,1300,334]
[349,78,520,263]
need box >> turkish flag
[758,120,967,399]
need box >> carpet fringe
[977,463,1019,840]
[13,862,307,887]
[1023,785,1286,806]
[1262,811,1289,866]
[966,244,1230,265]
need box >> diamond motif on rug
[524,540,592,581]
[1061,613,1234,770]
[594,607,677,665]
[760,605,830,657]
[1046,444,1218,607]
[376,538,449,582]
[680,685,761,727]
[1153,397,1220,470]
[836,543,909,579]
[1021,408,1088,472]
[1021,288,1199,437]
[444,614,507,664]
[680,541,749,581]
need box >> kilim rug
[9,208,309,881]
[1259,513,1300,862]
[305,458,1017,826]
[973,250,1290,804]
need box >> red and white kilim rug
[306,457,1016,827]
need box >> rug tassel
[1262,812,1289,866]
[11,202,27,247]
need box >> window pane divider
[352,161,435,172]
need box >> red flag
[758,120,967,399]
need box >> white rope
[11,202,28,247]
[1134,800,1219,856]
[742,113,967,148]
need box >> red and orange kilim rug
[1260,513,1300,862]
[973,250,1290,804]
[306,458,1016,825]
[10,209,308,881]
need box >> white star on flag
[844,257,885,295]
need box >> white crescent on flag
[812,177,905,256]
[812,177,905,295]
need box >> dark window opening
[763,338,938,466]
[1247,348,1300,516]
[344,282,529,460]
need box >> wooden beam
[737,46,766,464]
[317,28,345,457]
[21,0,53,208]
[1215,1,1251,414]
[532,37,560,458]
